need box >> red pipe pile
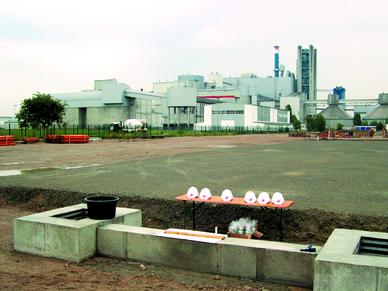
[46,134,89,144]
[0,135,15,146]
[61,135,89,144]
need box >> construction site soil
[0,202,307,291]
[0,134,387,289]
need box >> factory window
[258,106,270,122]
[212,110,244,115]
[278,110,288,123]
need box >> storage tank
[333,86,346,100]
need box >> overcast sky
[1,0,387,116]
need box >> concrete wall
[224,75,295,101]
[153,81,180,94]
[52,91,104,108]
[197,88,240,100]
[244,105,257,127]
[314,229,388,291]
[325,118,353,129]
[97,225,318,288]
[167,87,197,107]
[14,204,142,263]
[270,108,278,123]
[101,82,129,104]
[210,103,245,127]
[63,106,132,125]
[178,75,205,89]
[200,103,290,128]
[280,96,304,121]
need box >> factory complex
[51,45,386,130]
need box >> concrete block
[377,268,388,290]
[97,225,220,273]
[126,226,220,273]
[79,224,98,259]
[97,224,316,287]
[123,209,142,227]
[315,261,379,291]
[219,238,317,287]
[97,225,126,258]
[257,247,316,287]
[13,204,142,262]
[14,219,45,254]
[219,238,257,279]
[314,229,388,291]
[45,224,79,261]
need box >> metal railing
[0,123,291,141]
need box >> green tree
[285,104,297,123]
[306,114,326,131]
[353,113,362,126]
[293,118,301,131]
[306,116,315,131]
[336,123,344,130]
[315,114,326,131]
[16,93,66,131]
[376,122,384,131]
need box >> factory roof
[363,105,388,120]
[320,105,353,120]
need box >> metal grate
[356,236,388,257]
[52,209,88,220]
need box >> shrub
[353,113,362,126]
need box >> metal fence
[0,124,291,141]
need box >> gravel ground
[0,135,387,289]
[0,136,387,216]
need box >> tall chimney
[274,45,280,78]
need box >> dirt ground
[0,202,307,291]
[0,134,294,170]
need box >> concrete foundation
[97,224,318,287]
[14,204,142,262]
[15,205,387,289]
[314,229,388,291]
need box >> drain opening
[52,209,88,220]
[356,236,388,257]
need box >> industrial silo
[320,94,353,128]
[363,93,388,123]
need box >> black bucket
[84,195,119,220]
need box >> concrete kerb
[97,224,319,288]
[15,205,387,289]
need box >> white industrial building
[52,79,166,128]
[52,45,383,130]
[195,103,290,130]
